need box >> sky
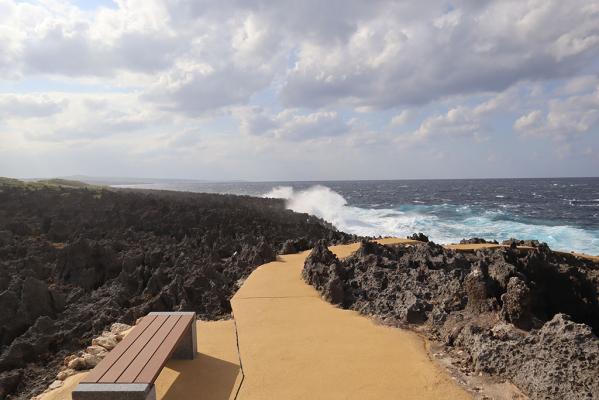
[0,0,598,181]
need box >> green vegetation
[33,178,95,188]
[0,177,23,186]
[0,177,105,190]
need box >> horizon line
[5,174,599,183]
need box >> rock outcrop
[406,232,429,242]
[502,238,542,247]
[303,240,599,400]
[459,237,499,244]
[279,238,311,255]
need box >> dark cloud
[6,0,598,114]
[281,1,599,109]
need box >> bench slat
[134,314,194,383]
[116,315,182,383]
[81,315,157,384]
[98,315,169,383]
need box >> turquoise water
[111,178,599,255]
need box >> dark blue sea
[111,178,599,255]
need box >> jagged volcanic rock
[279,237,311,255]
[406,232,429,242]
[502,238,542,247]
[459,237,499,244]
[0,182,356,399]
[303,240,599,400]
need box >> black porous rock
[460,237,499,244]
[0,370,22,400]
[406,232,429,242]
[279,237,311,255]
[0,181,356,399]
[500,277,533,330]
[302,241,345,304]
[502,238,542,248]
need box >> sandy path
[231,239,471,400]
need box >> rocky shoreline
[2,178,598,400]
[303,240,599,400]
[0,180,356,399]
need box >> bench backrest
[81,313,195,384]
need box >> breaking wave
[264,185,599,255]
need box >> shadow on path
[160,353,242,400]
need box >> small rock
[100,329,124,341]
[48,380,63,390]
[85,345,108,356]
[92,335,118,350]
[110,322,131,335]
[67,357,87,371]
[56,368,76,381]
[63,354,77,367]
[83,353,103,368]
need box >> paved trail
[231,239,471,400]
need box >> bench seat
[73,312,197,400]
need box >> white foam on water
[263,185,599,255]
[263,186,295,199]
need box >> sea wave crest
[263,185,599,254]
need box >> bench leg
[172,316,197,360]
[73,383,156,400]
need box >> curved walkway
[39,239,472,400]
[231,239,471,400]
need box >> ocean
[111,178,599,255]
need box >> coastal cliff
[0,180,355,399]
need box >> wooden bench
[73,312,197,400]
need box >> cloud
[281,0,599,109]
[557,75,599,95]
[396,94,504,146]
[390,109,417,127]
[0,94,67,119]
[140,9,286,115]
[144,62,273,116]
[514,110,543,133]
[1,0,599,179]
[514,85,599,139]
[238,107,350,141]
[23,28,179,77]
[0,0,180,79]
[3,0,599,114]
[0,0,20,78]
[0,93,162,143]
[1,0,287,114]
